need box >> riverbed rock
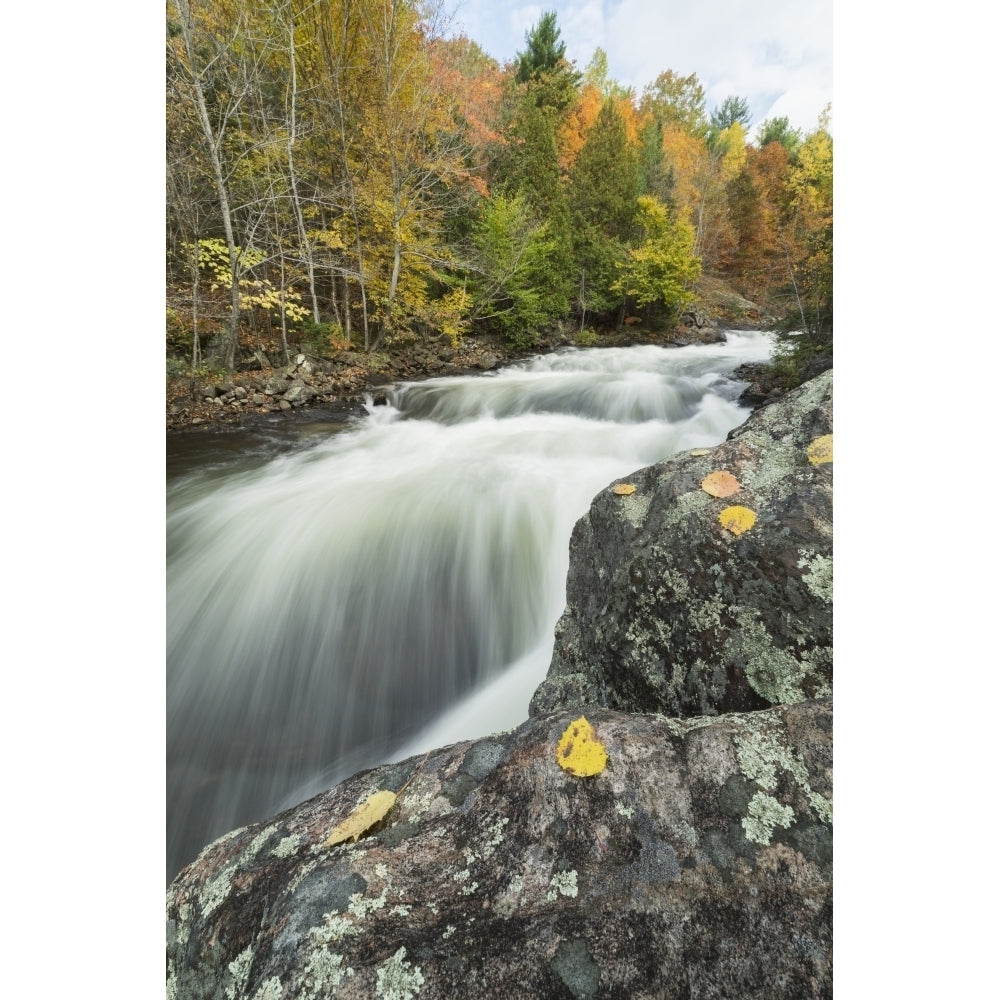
[167,699,832,999]
[283,380,315,406]
[530,370,832,720]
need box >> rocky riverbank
[165,310,757,434]
[167,370,834,999]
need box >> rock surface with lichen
[168,367,834,998]
[530,370,832,720]
[167,699,831,999]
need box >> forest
[166,0,832,383]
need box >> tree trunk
[171,0,242,373]
[284,9,320,325]
[189,243,201,398]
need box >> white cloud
[445,0,832,133]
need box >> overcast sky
[443,0,832,136]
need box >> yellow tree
[783,108,833,342]
[167,0,255,371]
[303,0,466,349]
[660,121,745,271]
[352,0,468,347]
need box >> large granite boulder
[530,370,833,720]
[167,699,832,999]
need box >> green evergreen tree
[568,98,639,321]
[756,116,802,158]
[710,95,751,132]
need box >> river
[166,331,774,882]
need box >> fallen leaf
[701,470,741,498]
[325,790,397,846]
[557,716,608,777]
[806,434,833,465]
[612,484,636,495]
[719,505,756,536]
[689,448,711,457]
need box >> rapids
[166,332,773,881]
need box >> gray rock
[531,370,832,719]
[283,380,315,405]
[265,370,292,395]
[167,699,832,999]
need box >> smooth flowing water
[166,332,773,881]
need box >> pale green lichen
[348,886,389,919]
[546,869,578,901]
[201,823,283,918]
[300,946,354,996]
[729,615,808,704]
[617,489,652,528]
[200,866,235,918]
[797,551,833,603]
[390,905,412,917]
[745,646,807,705]
[735,723,833,826]
[272,836,301,858]
[452,868,479,895]
[660,487,714,528]
[225,947,253,1000]
[688,594,725,633]
[660,569,691,601]
[615,801,634,820]
[442,924,457,940]
[376,947,424,1000]
[320,913,355,940]
[480,816,510,859]
[742,791,795,844]
[252,977,283,1000]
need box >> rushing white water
[166,332,773,881]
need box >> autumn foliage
[167,1,831,372]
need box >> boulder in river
[530,370,833,720]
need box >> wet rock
[531,371,832,720]
[167,700,832,999]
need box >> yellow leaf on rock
[556,716,608,777]
[719,505,756,536]
[612,484,636,495]
[806,434,833,465]
[701,470,741,498]
[689,448,711,457]
[325,790,397,846]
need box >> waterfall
[166,331,773,881]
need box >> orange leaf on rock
[612,484,636,496]
[719,505,756,536]
[701,471,741,498]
